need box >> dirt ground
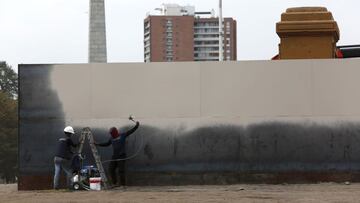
[1,183,360,203]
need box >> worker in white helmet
[53,126,78,190]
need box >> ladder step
[78,128,110,190]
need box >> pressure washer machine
[71,154,101,190]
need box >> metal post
[218,0,224,61]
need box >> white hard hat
[64,126,75,134]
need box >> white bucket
[89,177,101,191]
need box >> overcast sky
[0,0,359,71]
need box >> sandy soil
[1,183,360,203]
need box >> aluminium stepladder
[78,127,110,190]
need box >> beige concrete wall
[50,58,360,121]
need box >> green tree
[0,62,18,98]
[0,62,18,183]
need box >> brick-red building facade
[144,16,237,62]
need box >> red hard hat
[109,127,119,138]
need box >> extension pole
[218,0,224,61]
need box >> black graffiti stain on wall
[18,117,360,189]
[19,65,66,175]
[123,122,360,173]
[55,121,360,174]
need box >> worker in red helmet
[95,119,140,187]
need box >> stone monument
[89,0,107,63]
[276,7,340,59]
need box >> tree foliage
[0,62,18,98]
[0,62,18,183]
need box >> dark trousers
[109,159,126,186]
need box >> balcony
[194,32,219,36]
[144,36,150,42]
[144,42,151,48]
[194,37,219,41]
[144,22,150,29]
[194,44,219,47]
[194,50,219,54]
[194,56,219,60]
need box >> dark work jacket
[97,122,139,158]
[55,136,77,160]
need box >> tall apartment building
[144,4,237,62]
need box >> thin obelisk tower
[89,0,107,63]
